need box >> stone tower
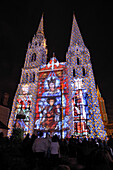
[66,14,107,139]
[8,14,47,137]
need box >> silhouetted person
[32,131,48,169]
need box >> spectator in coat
[32,131,48,169]
[50,135,60,167]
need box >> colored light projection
[34,57,69,138]
[72,78,89,136]
[14,94,32,134]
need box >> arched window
[83,67,85,76]
[33,72,35,82]
[77,57,79,65]
[30,73,32,83]
[39,42,41,46]
[26,73,28,82]
[73,69,75,77]
[31,53,36,62]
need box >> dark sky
[0,1,113,120]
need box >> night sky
[0,1,113,120]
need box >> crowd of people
[0,131,113,170]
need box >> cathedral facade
[8,14,107,139]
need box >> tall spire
[97,85,101,98]
[70,14,85,47]
[36,14,44,35]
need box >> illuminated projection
[34,57,69,137]
[72,78,89,136]
[8,14,107,139]
[14,94,32,134]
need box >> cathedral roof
[70,14,85,47]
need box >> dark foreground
[0,133,113,170]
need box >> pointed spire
[53,52,56,58]
[70,13,85,47]
[36,14,44,35]
[97,85,101,98]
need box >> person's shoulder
[51,141,59,145]
[35,137,39,141]
[33,137,39,144]
[41,137,47,141]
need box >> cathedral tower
[24,14,47,69]
[8,14,47,137]
[66,14,107,139]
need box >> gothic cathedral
[8,14,107,139]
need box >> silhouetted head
[39,131,43,137]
